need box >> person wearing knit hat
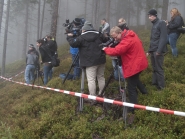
[82,21,94,31]
[146,9,167,91]
[25,43,39,84]
[73,18,81,26]
[148,9,157,17]
[67,22,109,98]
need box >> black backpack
[177,16,185,34]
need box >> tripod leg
[79,68,85,112]
[121,88,127,126]
[32,72,37,89]
[116,62,127,126]
[39,71,44,84]
[63,53,79,84]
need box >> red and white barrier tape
[0,71,24,83]
[8,70,25,80]
[1,76,185,117]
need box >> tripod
[63,52,79,84]
[100,58,128,125]
[32,68,44,89]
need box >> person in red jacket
[102,26,148,114]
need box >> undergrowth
[0,31,185,138]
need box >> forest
[0,0,185,138]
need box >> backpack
[177,16,185,34]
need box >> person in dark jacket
[147,9,167,90]
[166,8,183,57]
[36,39,53,85]
[45,35,58,57]
[45,35,58,79]
[67,21,108,96]
[25,44,39,84]
[69,18,83,80]
[118,17,129,30]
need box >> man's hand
[146,52,150,57]
[156,52,160,55]
[102,47,106,50]
[67,33,73,37]
[165,20,168,26]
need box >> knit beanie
[148,9,157,16]
[82,21,93,31]
[29,44,34,48]
[73,18,81,26]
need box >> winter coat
[104,30,148,78]
[149,17,167,54]
[47,40,58,56]
[67,30,109,67]
[167,15,184,34]
[39,44,52,63]
[26,51,38,66]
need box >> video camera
[99,37,119,48]
[63,18,85,37]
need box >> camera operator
[45,35,58,57]
[69,18,83,80]
[24,44,39,84]
[102,26,148,117]
[45,35,58,80]
[36,39,53,85]
[67,21,109,96]
[109,17,129,82]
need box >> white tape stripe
[75,93,82,97]
[146,106,160,112]
[174,111,185,116]
[88,95,96,100]
[63,91,70,94]
[54,89,60,92]
[104,98,114,104]
[123,102,135,108]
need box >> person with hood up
[67,21,108,96]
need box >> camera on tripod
[99,37,119,48]
[63,18,85,37]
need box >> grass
[0,30,185,138]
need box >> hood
[121,29,135,39]
[81,30,100,42]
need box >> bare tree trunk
[22,1,29,59]
[37,0,40,39]
[162,0,169,20]
[1,0,10,76]
[84,0,87,19]
[65,0,68,19]
[127,0,131,26]
[40,0,46,38]
[91,0,94,25]
[105,0,110,23]
[50,0,59,39]
[144,0,154,30]
[0,0,4,34]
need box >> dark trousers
[150,52,165,89]
[127,72,146,113]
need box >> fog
[0,0,185,69]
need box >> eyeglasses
[111,33,120,40]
